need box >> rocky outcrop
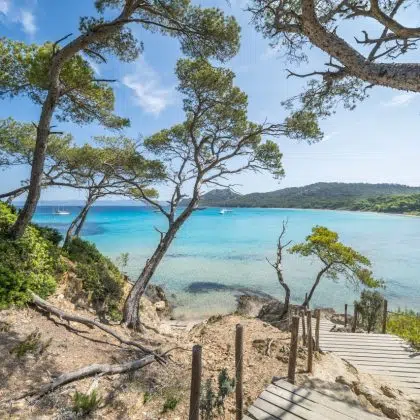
[145,284,173,318]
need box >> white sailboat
[54,206,70,215]
[219,208,232,214]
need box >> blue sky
[1,0,420,201]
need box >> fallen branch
[30,292,165,363]
[9,355,155,402]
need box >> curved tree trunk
[303,264,331,307]
[122,203,197,330]
[278,278,291,319]
[63,195,96,248]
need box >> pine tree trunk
[122,204,197,330]
[303,265,330,307]
[63,196,95,248]
[9,75,61,239]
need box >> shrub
[73,390,102,416]
[388,309,420,350]
[10,329,51,358]
[162,395,180,413]
[0,203,57,308]
[200,369,235,419]
[34,224,63,246]
[66,238,125,319]
[355,290,384,333]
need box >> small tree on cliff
[266,220,292,319]
[289,226,382,307]
[117,58,321,329]
[0,0,240,240]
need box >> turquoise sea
[33,206,420,318]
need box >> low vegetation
[388,309,420,350]
[0,203,60,308]
[355,290,385,333]
[73,390,102,416]
[10,330,51,358]
[0,202,125,319]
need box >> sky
[1,0,420,201]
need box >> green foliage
[10,329,51,358]
[0,39,128,129]
[162,396,180,413]
[351,194,420,214]
[355,290,385,333]
[116,252,130,274]
[92,1,240,62]
[73,390,102,416]
[200,369,235,419]
[0,202,57,308]
[143,391,152,405]
[33,224,63,246]
[66,238,125,319]
[289,226,382,301]
[388,309,420,350]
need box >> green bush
[355,290,385,333]
[0,203,57,308]
[162,396,180,413]
[200,369,235,419]
[73,390,102,416]
[66,238,125,319]
[33,224,63,245]
[388,309,420,350]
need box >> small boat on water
[54,208,70,215]
[220,208,232,214]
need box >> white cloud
[122,58,174,116]
[0,0,9,15]
[381,92,417,107]
[19,9,37,36]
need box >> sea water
[33,206,420,318]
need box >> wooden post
[301,310,307,346]
[344,304,348,327]
[189,345,202,420]
[315,309,321,352]
[305,293,308,308]
[307,310,313,373]
[352,307,358,333]
[382,300,388,334]
[288,316,300,384]
[235,324,244,420]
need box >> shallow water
[33,206,420,318]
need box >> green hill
[191,183,420,213]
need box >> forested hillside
[192,183,420,213]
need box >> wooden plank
[320,345,412,352]
[252,398,305,420]
[320,342,410,349]
[346,359,420,367]
[247,404,280,420]
[242,416,255,420]
[330,352,419,359]
[265,385,354,420]
[259,391,330,420]
[273,381,379,420]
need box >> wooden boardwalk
[245,379,380,419]
[319,319,420,398]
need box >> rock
[154,301,166,311]
[335,375,353,388]
[236,295,273,317]
[380,404,400,419]
[381,385,398,399]
[145,285,173,318]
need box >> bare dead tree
[266,220,292,319]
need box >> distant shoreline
[28,203,420,218]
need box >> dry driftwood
[30,292,165,363]
[9,355,155,402]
